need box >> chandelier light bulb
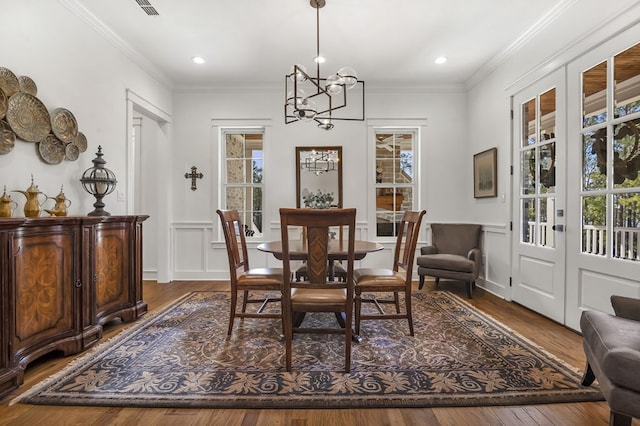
[287,88,309,106]
[317,119,334,130]
[325,74,343,96]
[289,64,308,82]
[337,67,358,90]
[294,99,317,121]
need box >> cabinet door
[11,228,79,364]
[94,222,132,324]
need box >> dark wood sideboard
[0,215,148,398]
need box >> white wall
[0,1,172,217]
[169,86,469,279]
[467,0,640,300]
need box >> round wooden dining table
[257,239,383,338]
[257,239,383,261]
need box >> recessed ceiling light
[435,56,447,65]
[192,56,205,64]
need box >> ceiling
[72,0,574,90]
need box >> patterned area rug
[13,291,602,408]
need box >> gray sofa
[580,295,640,426]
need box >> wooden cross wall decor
[185,166,203,191]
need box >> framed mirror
[296,146,343,208]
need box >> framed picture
[473,147,497,198]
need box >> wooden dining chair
[216,209,284,336]
[279,207,357,372]
[354,210,426,336]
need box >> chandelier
[301,149,339,175]
[284,0,365,130]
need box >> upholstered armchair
[580,296,640,426]
[416,223,482,298]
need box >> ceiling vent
[135,0,159,15]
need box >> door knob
[552,224,564,232]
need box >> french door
[511,69,566,323]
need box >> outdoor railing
[525,222,639,261]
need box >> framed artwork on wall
[473,147,497,198]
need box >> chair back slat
[393,210,426,281]
[216,209,250,280]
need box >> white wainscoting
[169,220,511,296]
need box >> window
[581,42,640,261]
[223,130,264,238]
[374,131,416,237]
[519,88,557,248]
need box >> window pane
[226,159,245,183]
[521,149,535,195]
[540,88,556,140]
[613,118,640,188]
[223,131,264,238]
[374,130,415,237]
[583,61,607,127]
[613,192,640,261]
[522,98,536,147]
[539,142,556,193]
[614,43,640,118]
[539,197,555,248]
[583,129,607,190]
[226,134,244,159]
[582,195,606,256]
[521,198,535,244]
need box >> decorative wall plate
[0,88,6,120]
[18,75,37,96]
[74,131,87,152]
[50,107,78,143]
[65,142,79,161]
[38,134,65,164]
[6,92,51,142]
[0,120,15,155]
[0,67,19,97]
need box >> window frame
[367,120,425,241]
[213,119,271,242]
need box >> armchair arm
[468,248,481,277]
[611,295,640,321]
[420,245,438,255]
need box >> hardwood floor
[0,280,636,426]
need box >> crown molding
[57,0,174,89]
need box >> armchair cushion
[416,253,475,273]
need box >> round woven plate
[0,67,19,97]
[38,134,65,164]
[74,131,87,152]
[0,120,16,155]
[6,92,51,142]
[0,88,6,120]
[65,142,79,161]
[50,108,78,144]
[18,75,37,96]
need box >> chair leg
[394,291,401,313]
[354,292,362,335]
[241,290,249,313]
[581,361,596,386]
[228,290,238,336]
[405,288,414,336]
[435,277,440,288]
[345,311,352,373]
[284,307,293,372]
[610,411,632,426]
[418,275,425,290]
[466,281,473,299]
